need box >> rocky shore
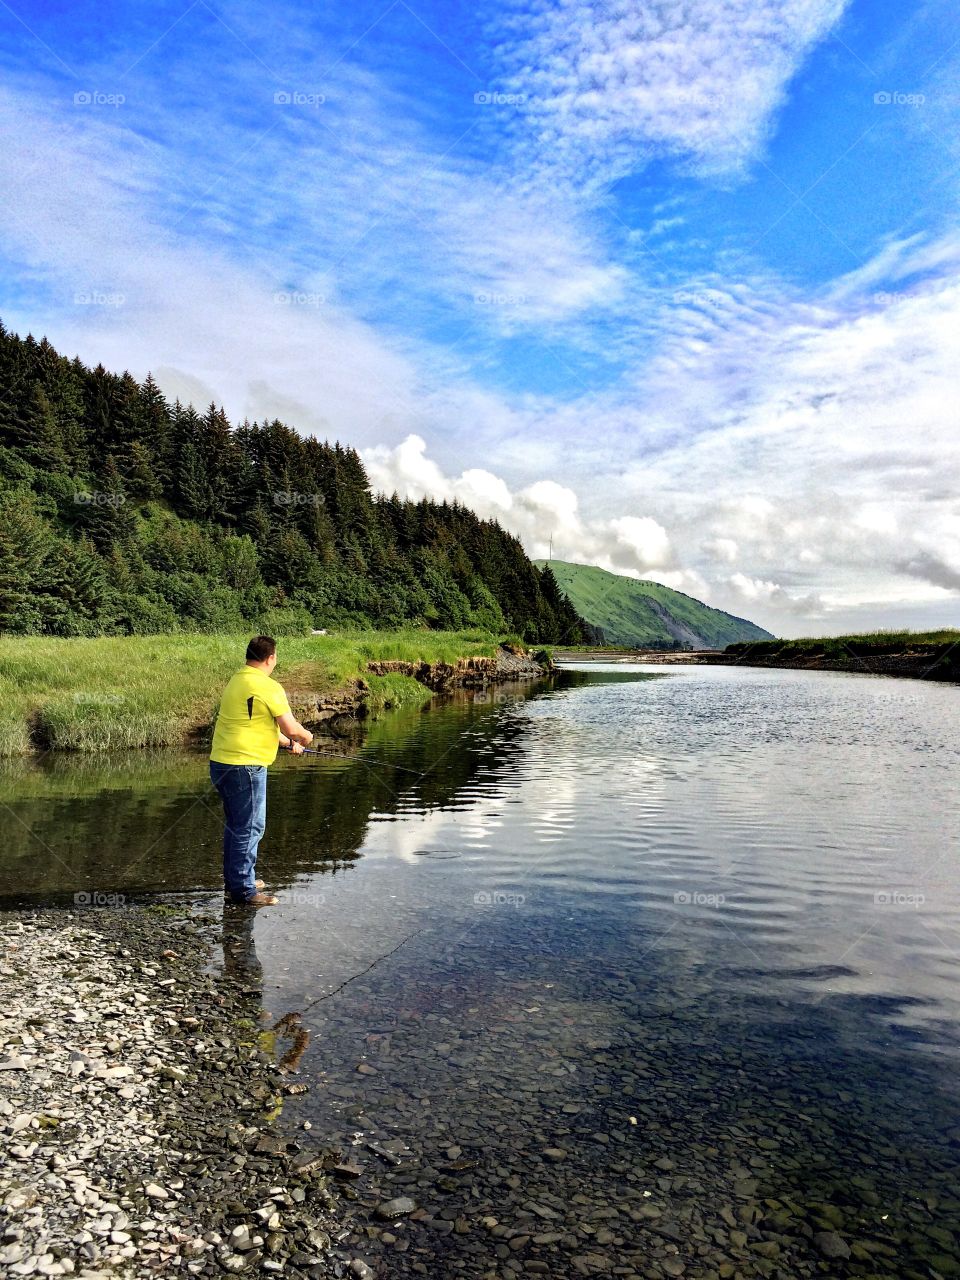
[288,645,551,732]
[0,906,364,1280]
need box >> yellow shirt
[210,667,292,766]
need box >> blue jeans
[210,762,267,903]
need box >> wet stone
[813,1230,851,1260]
[376,1198,417,1218]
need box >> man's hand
[278,712,313,748]
[290,741,305,756]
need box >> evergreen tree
[77,455,130,552]
[0,490,53,632]
[133,374,174,490]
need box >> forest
[0,322,589,642]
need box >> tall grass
[0,629,517,756]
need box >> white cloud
[362,434,680,581]
[365,223,960,636]
[489,0,851,190]
[608,516,672,569]
[703,537,739,564]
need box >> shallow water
[5,664,960,1277]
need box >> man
[210,636,314,906]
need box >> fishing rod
[278,741,439,780]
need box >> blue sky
[2,0,959,633]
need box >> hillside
[0,322,587,643]
[534,560,775,649]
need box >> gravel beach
[0,905,360,1280]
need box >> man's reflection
[222,902,263,984]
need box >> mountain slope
[535,560,775,649]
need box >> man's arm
[277,711,313,747]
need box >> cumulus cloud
[703,537,739,564]
[363,433,685,583]
[728,573,825,617]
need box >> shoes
[224,879,266,897]
[245,892,278,907]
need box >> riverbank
[0,903,363,1279]
[718,631,960,681]
[555,630,960,682]
[0,631,548,756]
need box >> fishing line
[279,742,462,781]
[298,927,425,1014]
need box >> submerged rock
[813,1230,852,1260]
[375,1197,417,1218]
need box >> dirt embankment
[288,645,551,731]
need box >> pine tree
[0,490,53,631]
[78,455,131,552]
[17,384,67,471]
[134,374,174,492]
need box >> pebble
[376,1197,417,1218]
[0,911,339,1280]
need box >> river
[3,662,960,1277]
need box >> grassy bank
[725,628,960,658]
[722,628,960,682]
[0,629,517,756]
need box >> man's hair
[246,635,277,663]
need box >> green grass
[536,560,774,649]
[725,628,960,658]
[0,629,517,756]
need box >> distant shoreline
[553,643,960,683]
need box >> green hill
[535,560,776,650]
